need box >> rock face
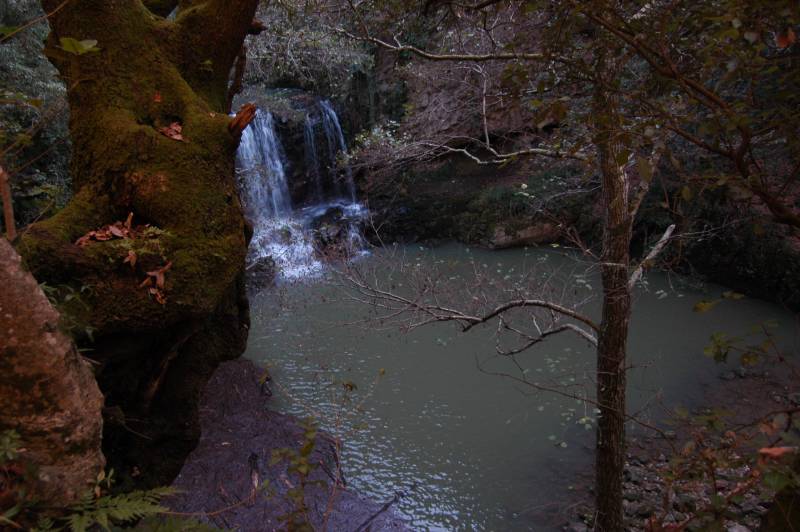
[0,239,104,505]
[169,358,408,531]
[0,0,72,228]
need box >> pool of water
[243,243,797,530]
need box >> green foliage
[0,432,197,531]
[58,38,100,56]
[702,320,780,365]
[0,430,21,464]
[270,418,324,531]
[45,487,175,532]
[0,26,20,38]
[38,282,96,342]
[655,405,800,529]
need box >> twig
[0,165,16,241]
[0,0,71,44]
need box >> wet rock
[490,222,561,249]
[727,524,751,532]
[625,468,644,484]
[624,489,644,502]
[564,522,589,532]
[169,359,408,530]
[674,493,696,512]
[246,255,276,290]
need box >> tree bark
[0,239,104,506]
[592,54,633,532]
[14,0,259,486]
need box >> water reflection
[244,243,796,531]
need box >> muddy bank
[167,358,408,531]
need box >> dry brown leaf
[145,260,173,290]
[123,250,137,270]
[777,28,797,49]
[758,446,796,460]
[228,103,257,135]
[75,214,139,246]
[109,225,125,238]
[159,122,185,141]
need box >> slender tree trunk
[592,55,633,532]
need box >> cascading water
[320,100,357,202]
[237,110,292,219]
[304,114,324,203]
[237,103,367,282]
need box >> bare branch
[628,224,676,289]
[334,27,546,62]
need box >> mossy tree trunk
[16,0,260,485]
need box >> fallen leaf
[159,122,185,141]
[758,446,796,460]
[777,28,797,49]
[109,224,125,238]
[693,299,720,313]
[123,250,137,269]
[153,92,162,103]
[145,260,173,290]
[75,214,139,246]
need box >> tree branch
[628,224,675,289]
[334,28,545,62]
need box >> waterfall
[237,109,292,219]
[303,114,324,202]
[236,101,367,283]
[320,100,356,201]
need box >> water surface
[244,243,796,531]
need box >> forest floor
[566,358,798,532]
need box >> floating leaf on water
[721,291,745,300]
[693,299,720,313]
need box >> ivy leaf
[59,37,101,55]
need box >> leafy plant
[0,430,20,464]
[270,418,324,531]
